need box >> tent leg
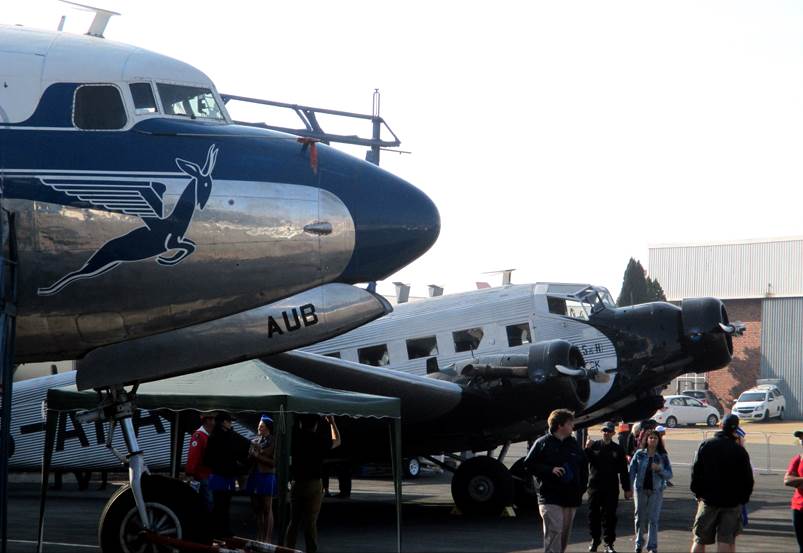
[390,419,402,553]
[169,412,183,479]
[0,211,18,553]
[36,408,58,553]
[276,410,293,546]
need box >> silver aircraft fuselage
[0,25,440,364]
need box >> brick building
[650,237,803,419]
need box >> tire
[763,410,770,422]
[99,474,211,552]
[779,408,784,421]
[665,416,678,428]
[706,414,718,427]
[451,456,514,517]
[509,457,539,511]
[404,457,421,479]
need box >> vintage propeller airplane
[262,282,744,516]
[0,16,439,552]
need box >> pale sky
[5,1,803,299]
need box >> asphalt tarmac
[5,430,801,553]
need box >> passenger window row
[327,322,533,368]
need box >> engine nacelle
[681,297,733,372]
[526,340,591,405]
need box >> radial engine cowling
[527,339,591,406]
[455,339,591,415]
[681,297,734,372]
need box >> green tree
[646,277,667,302]
[617,258,666,306]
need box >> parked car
[653,395,720,428]
[732,384,786,421]
[681,389,725,417]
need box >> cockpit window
[130,83,158,114]
[74,85,127,130]
[157,83,224,120]
[547,286,615,319]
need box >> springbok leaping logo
[37,144,219,296]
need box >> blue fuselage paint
[1,85,439,284]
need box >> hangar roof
[649,236,803,301]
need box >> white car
[732,385,786,421]
[654,395,721,428]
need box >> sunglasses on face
[602,429,614,433]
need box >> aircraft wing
[262,351,463,423]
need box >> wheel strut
[77,385,151,529]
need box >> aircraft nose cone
[333,160,440,282]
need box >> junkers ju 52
[266,282,744,516]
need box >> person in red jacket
[186,413,215,512]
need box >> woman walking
[629,430,673,553]
[247,414,277,543]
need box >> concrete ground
[5,434,801,553]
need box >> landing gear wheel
[509,457,539,511]
[99,474,211,552]
[403,457,421,479]
[665,416,678,428]
[706,414,718,427]
[451,455,514,517]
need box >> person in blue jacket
[628,429,673,553]
[524,409,588,553]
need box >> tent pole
[169,412,182,479]
[36,408,58,553]
[390,418,402,553]
[276,408,293,546]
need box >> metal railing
[663,427,796,474]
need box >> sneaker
[604,545,617,553]
[589,541,601,552]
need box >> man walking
[585,421,632,553]
[525,409,588,553]
[690,414,754,553]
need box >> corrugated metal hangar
[650,236,803,419]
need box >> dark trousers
[588,488,620,545]
[286,478,324,553]
[212,491,233,537]
[794,508,803,553]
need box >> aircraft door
[0,52,44,124]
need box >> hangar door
[761,297,803,419]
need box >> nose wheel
[78,386,211,552]
[100,474,210,552]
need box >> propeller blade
[719,321,746,336]
[555,365,586,377]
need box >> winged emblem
[40,178,167,220]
